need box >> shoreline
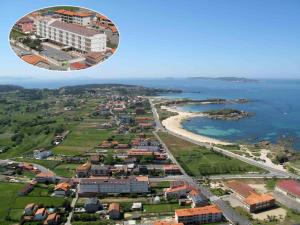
[161,105,232,145]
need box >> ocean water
[118,78,300,149]
[153,78,300,149]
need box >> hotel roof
[244,193,274,205]
[277,179,300,197]
[21,55,48,65]
[175,205,222,217]
[55,9,91,17]
[49,20,103,37]
[226,180,254,198]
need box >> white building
[78,176,149,195]
[36,18,106,52]
[33,149,52,159]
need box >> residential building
[36,18,106,52]
[33,148,52,159]
[91,165,110,176]
[226,180,275,212]
[35,171,56,183]
[24,203,38,216]
[175,205,223,224]
[54,182,71,196]
[55,9,91,26]
[21,54,50,69]
[34,208,48,221]
[78,176,149,196]
[85,52,104,66]
[108,203,120,220]
[76,162,91,178]
[84,197,102,213]
[15,16,35,33]
[275,179,300,203]
[164,164,181,175]
[44,213,60,225]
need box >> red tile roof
[226,180,254,198]
[244,192,274,205]
[70,62,87,70]
[277,179,300,197]
[108,203,120,212]
[55,9,91,17]
[175,205,222,217]
[21,55,48,65]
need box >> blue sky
[0,0,300,83]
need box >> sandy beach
[161,106,231,145]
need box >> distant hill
[188,76,259,83]
[0,85,24,92]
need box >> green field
[0,182,66,224]
[53,163,78,177]
[158,132,264,177]
[143,203,188,213]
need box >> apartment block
[36,17,106,52]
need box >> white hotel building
[36,17,106,52]
[78,176,149,196]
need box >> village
[0,85,300,225]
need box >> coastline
[161,105,232,145]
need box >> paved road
[65,193,78,225]
[149,101,252,225]
[149,98,299,180]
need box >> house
[76,162,91,178]
[119,114,132,124]
[44,213,60,225]
[91,165,110,176]
[33,148,52,159]
[226,180,275,212]
[188,189,208,208]
[275,179,300,203]
[139,123,153,129]
[90,154,101,164]
[85,52,105,66]
[36,171,56,183]
[135,107,146,115]
[131,202,142,211]
[15,16,35,33]
[34,208,48,221]
[165,184,193,199]
[19,183,35,196]
[108,203,120,220]
[84,197,102,213]
[21,55,50,69]
[70,62,88,70]
[175,205,223,224]
[114,143,130,149]
[24,203,38,216]
[163,164,181,175]
[78,176,149,196]
[55,9,92,26]
[54,182,71,196]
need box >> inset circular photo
[9,6,119,71]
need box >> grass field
[0,182,66,224]
[52,122,113,156]
[53,163,78,177]
[158,132,264,177]
[143,203,189,213]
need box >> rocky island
[203,108,254,120]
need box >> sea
[7,78,300,149]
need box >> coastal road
[149,98,299,180]
[153,131,252,225]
